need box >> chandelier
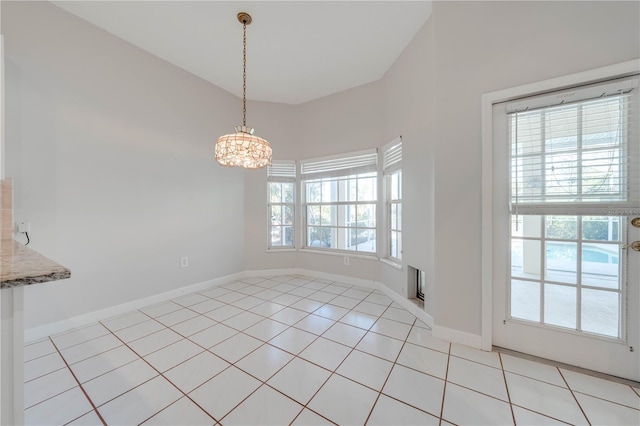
[215,12,272,169]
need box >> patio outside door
[492,76,640,381]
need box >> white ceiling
[51,1,432,105]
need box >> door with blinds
[492,76,640,380]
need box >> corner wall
[2,1,246,329]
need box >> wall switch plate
[180,257,189,268]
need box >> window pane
[283,206,294,226]
[582,243,619,289]
[581,289,619,337]
[307,182,321,203]
[345,226,376,252]
[545,152,578,198]
[397,203,402,231]
[512,215,542,238]
[390,230,397,258]
[582,216,620,241]
[358,177,376,201]
[582,149,621,197]
[283,183,294,203]
[346,204,356,227]
[271,205,282,224]
[270,182,282,203]
[545,216,577,240]
[511,239,541,280]
[307,206,320,225]
[544,284,576,329]
[283,226,293,246]
[545,105,578,152]
[582,98,621,148]
[308,227,330,248]
[348,178,357,202]
[356,229,376,253]
[511,280,540,322]
[545,241,577,284]
[322,180,337,202]
[357,204,376,227]
[391,172,400,200]
[321,205,336,226]
[270,226,282,246]
[391,204,397,231]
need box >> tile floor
[24,275,640,425]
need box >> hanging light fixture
[215,12,272,169]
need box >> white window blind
[383,139,402,174]
[509,77,639,216]
[267,161,296,182]
[300,149,378,180]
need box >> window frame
[267,161,296,250]
[300,150,379,255]
[383,139,402,263]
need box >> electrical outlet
[180,257,189,268]
[344,256,350,266]
[17,221,30,233]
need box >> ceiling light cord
[242,20,247,127]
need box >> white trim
[481,59,640,353]
[24,272,244,343]
[380,257,402,270]
[376,285,433,328]
[432,324,482,349]
[298,248,379,261]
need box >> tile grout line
[497,352,517,425]
[558,367,592,426]
[102,320,220,425]
[438,342,453,426]
[48,337,108,426]
[363,315,418,425]
[24,277,360,423]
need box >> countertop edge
[1,240,72,289]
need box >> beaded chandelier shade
[215,12,272,169]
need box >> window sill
[298,248,379,261]
[380,258,402,270]
[266,248,298,253]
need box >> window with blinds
[384,140,402,261]
[301,150,378,254]
[508,78,638,216]
[267,161,296,248]
[506,77,638,336]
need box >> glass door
[492,76,640,380]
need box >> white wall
[431,1,640,337]
[2,2,246,329]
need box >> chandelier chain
[242,21,247,127]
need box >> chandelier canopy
[215,12,272,169]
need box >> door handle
[621,241,640,251]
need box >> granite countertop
[1,240,71,288]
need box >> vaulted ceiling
[52,1,432,104]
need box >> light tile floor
[24,275,640,425]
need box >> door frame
[480,59,640,351]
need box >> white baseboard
[24,272,244,343]
[26,267,480,352]
[432,324,482,349]
[376,284,434,329]
[245,268,380,290]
